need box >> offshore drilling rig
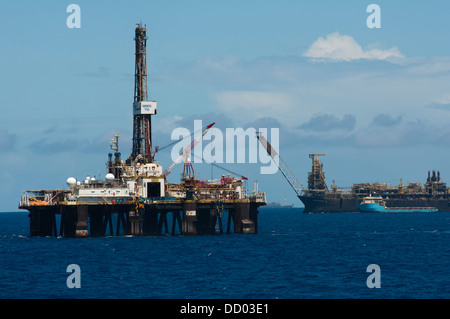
[19,22,266,237]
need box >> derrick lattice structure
[131,22,157,164]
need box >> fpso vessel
[299,154,449,213]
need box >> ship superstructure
[18,23,266,237]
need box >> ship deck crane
[163,122,215,177]
[256,131,305,196]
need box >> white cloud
[302,32,404,62]
[404,57,450,76]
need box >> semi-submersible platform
[18,23,266,237]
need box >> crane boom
[163,122,215,176]
[256,132,305,196]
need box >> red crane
[163,122,215,177]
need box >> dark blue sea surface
[1,208,450,299]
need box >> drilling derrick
[131,22,157,164]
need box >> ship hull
[299,195,450,213]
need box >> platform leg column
[129,210,142,235]
[75,205,88,238]
[29,208,55,237]
[249,203,259,234]
[142,209,158,235]
[196,208,216,235]
[182,202,197,235]
[233,202,252,233]
[89,207,104,237]
[226,209,232,234]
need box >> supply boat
[357,195,438,213]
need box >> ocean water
[1,208,450,299]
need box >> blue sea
[1,208,450,299]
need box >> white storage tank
[66,177,77,187]
[105,173,115,182]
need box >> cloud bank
[302,32,404,62]
[371,114,403,127]
[298,114,356,132]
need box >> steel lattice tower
[131,22,157,164]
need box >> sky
[2,0,450,211]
